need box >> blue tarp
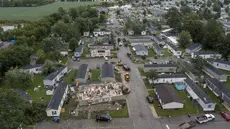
[10,40,16,43]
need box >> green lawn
[143,78,153,89]
[115,71,122,82]
[163,49,172,57]
[64,69,78,85]
[204,88,228,111]
[109,105,129,118]
[90,69,101,82]
[221,69,230,75]
[0,2,101,20]
[26,75,51,103]
[149,88,203,116]
[81,45,89,59]
[148,49,155,57]
[138,67,145,76]
[225,78,230,88]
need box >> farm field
[0,2,100,20]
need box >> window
[217,63,219,66]
[52,111,57,115]
[207,104,212,108]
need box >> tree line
[0,0,55,7]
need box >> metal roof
[196,51,217,55]
[144,64,177,68]
[187,43,201,51]
[153,36,163,42]
[47,82,68,110]
[44,67,66,80]
[76,64,88,79]
[153,43,163,52]
[204,63,224,75]
[133,44,148,52]
[214,59,230,65]
[75,45,83,53]
[157,74,186,78]
[101,63,114,78]
[155,85,183,104]
[167,42,178,51]
[184,79,213,104]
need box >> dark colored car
[96,115,112,122]
[146,96,153,104]
[127,53,131,57]
[123,64,131,71]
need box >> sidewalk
[149,105,160,118]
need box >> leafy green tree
[165,7,182,30]
[43,60,54,74]
[180,5,191,14]
[213,2,221,12]
[225,6,229,13]
[224,0,230,5]
[207,0,212,7]
[0,27,3,39]
[69,38,78,52]
[203,8,214,20]
[0,89,29,129]
[5,68,33,89]
[178,31,192,48]
[192,57,206,69]
[193,0,197,3]
[36,49,46,63]
[68,8,78,19]
[219,34,230,60]
[99,14,106,23]
[42,36,65,53]
[58,7,66,16]
[146,70,158,80]
[62,14,70,23]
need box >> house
[17,88,32,104]
[101,63,115,82]
[206,78,230,106]
[129,36,154,46]
[192,51,221,59]
[203,63,227,82]
[83,31,90,37]
[91,49,111,57]
[180,61,202,82]
[165,42,182,56]
[184,79,216,111]
[46,82,69,117]
[76,64,88,83]
[185,43,202,55]
[211,59,230,71]
[30,54,39,65]
[93,31,111,37]
[43,67,68,87]
[152,36,165,45]
[74,45,84,57]
[88,44,114,50]
[150,74,186,84]
[46,87,54,95]
[132,44,148,56]
[152,43,164,56]
[22,64,43,74]
[128,29,134,35]
[143,64,177,73]
[154,85,184,109]
[141,31,146,35]
[166,36,178,46]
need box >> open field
[0,2,100,20]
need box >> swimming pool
[175,82,185,90]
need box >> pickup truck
[195,114,215,124]
[179,121,196,129]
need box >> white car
[104,56,108,61]
[119,42,122,46]
[195,114,215,124]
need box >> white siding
[213,62,230,71]
[136,50,148,56]
[152,77,186,84]
[162,102,184,109]
[91,49,111,57]
[43,79,55,86]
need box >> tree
[224,0,230,5]
[178,31,192,48]
[42,36,65,53]
[68,8,78,19]
[69,38,78,52]
[43,60,54,74]
[203,8,214,20]
[62,14,70,23]
[146,70,158,80]
[165,7,182,31]
[213,2,221,12]
[207,0,212,7]
[36,49,46,63]
[180,5,191,14]
[219,34,230,60]
[0,89,29,129]
[5,68,33,89]
[99,14,106,23]
[116,9,120,15]
[225,6,229,14]
[192,57,206,69]
[58,7,66,16]
[0,27,3,39]
[193,0,197,3]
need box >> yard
[115,71,122,82]
[163,49,172,57]
[138,67,145,76]
[148,49,155,57]
[143,78,153,89]
[221,69,230,75]
[148,88,203,116]
[90,69,101,82]
[0,2,101,20]
[225,78,230,88]
[64,69,78,85]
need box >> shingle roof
[204,63,224,75]
[75,45,83,53]
[45,67,66,80]
[153,36,163,42]
[144,64,177,68]
[187,43,201,51]
[22,64,43,70]
[76,64,88,79]
[133,44,147,52]
[214,59,230,65]
[155,85,183,104]
[101,63,114,78]
[184,79,213,104]
[157,74,186,78]
[17,88,32,101]
[196,51,217,55]
[153,43,163,52]
[47,82,68,110]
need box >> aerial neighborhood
[1,0,230,129]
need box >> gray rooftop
[184,79,213,104]
[214,59,230,65]
[157,74,186,78]
[204,63,225,75]
[101,63,114,78]
[167,42,178,51]
[76,64,88,79]
[187,43,201,51]
[144,64,177,68]
[22,64,43,70]
[155,85,183,104]
[196,51,217,55]
[75,45,83,53]
[133,44,147,52]
[153,43,163,52]
[47,82,68,110]
[45,67,66,80]
[153,36,163,42]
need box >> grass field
[90,69,101,82]
[0,2,100,20]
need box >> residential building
[143,64,177,73]
[206,78,230,106]
[185,43,202,55]
[211,59,230,71]
[203,63,227,82]
[152,43,164,56]
[93,31,111,37]
[46,82,69,117]
[154,85,184,109]
[90,49,111,57]
[192,51,221,59]
[129,36,154,46]
[184,79,216,111]
[152,36,165,45]
[74,45,84,57]
[101,63,115,82]
[141,31,146,35]
[150,74,186,84]
[43,67,68,87]
[22,64,43,74]
[165,42,182,56]
[180,61,202,82]
[128,29,134,35]
[46,87,54,96]
[88,44,114,50]
[17,88,32,104]
[133,44,148,56]
[75,64,88,83]
[166,36,178,46]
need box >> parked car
[96,115,112,122]
[220,112,230,121]
[123,64,131,71]
[195,114,215,124]
[146,96,153,104]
